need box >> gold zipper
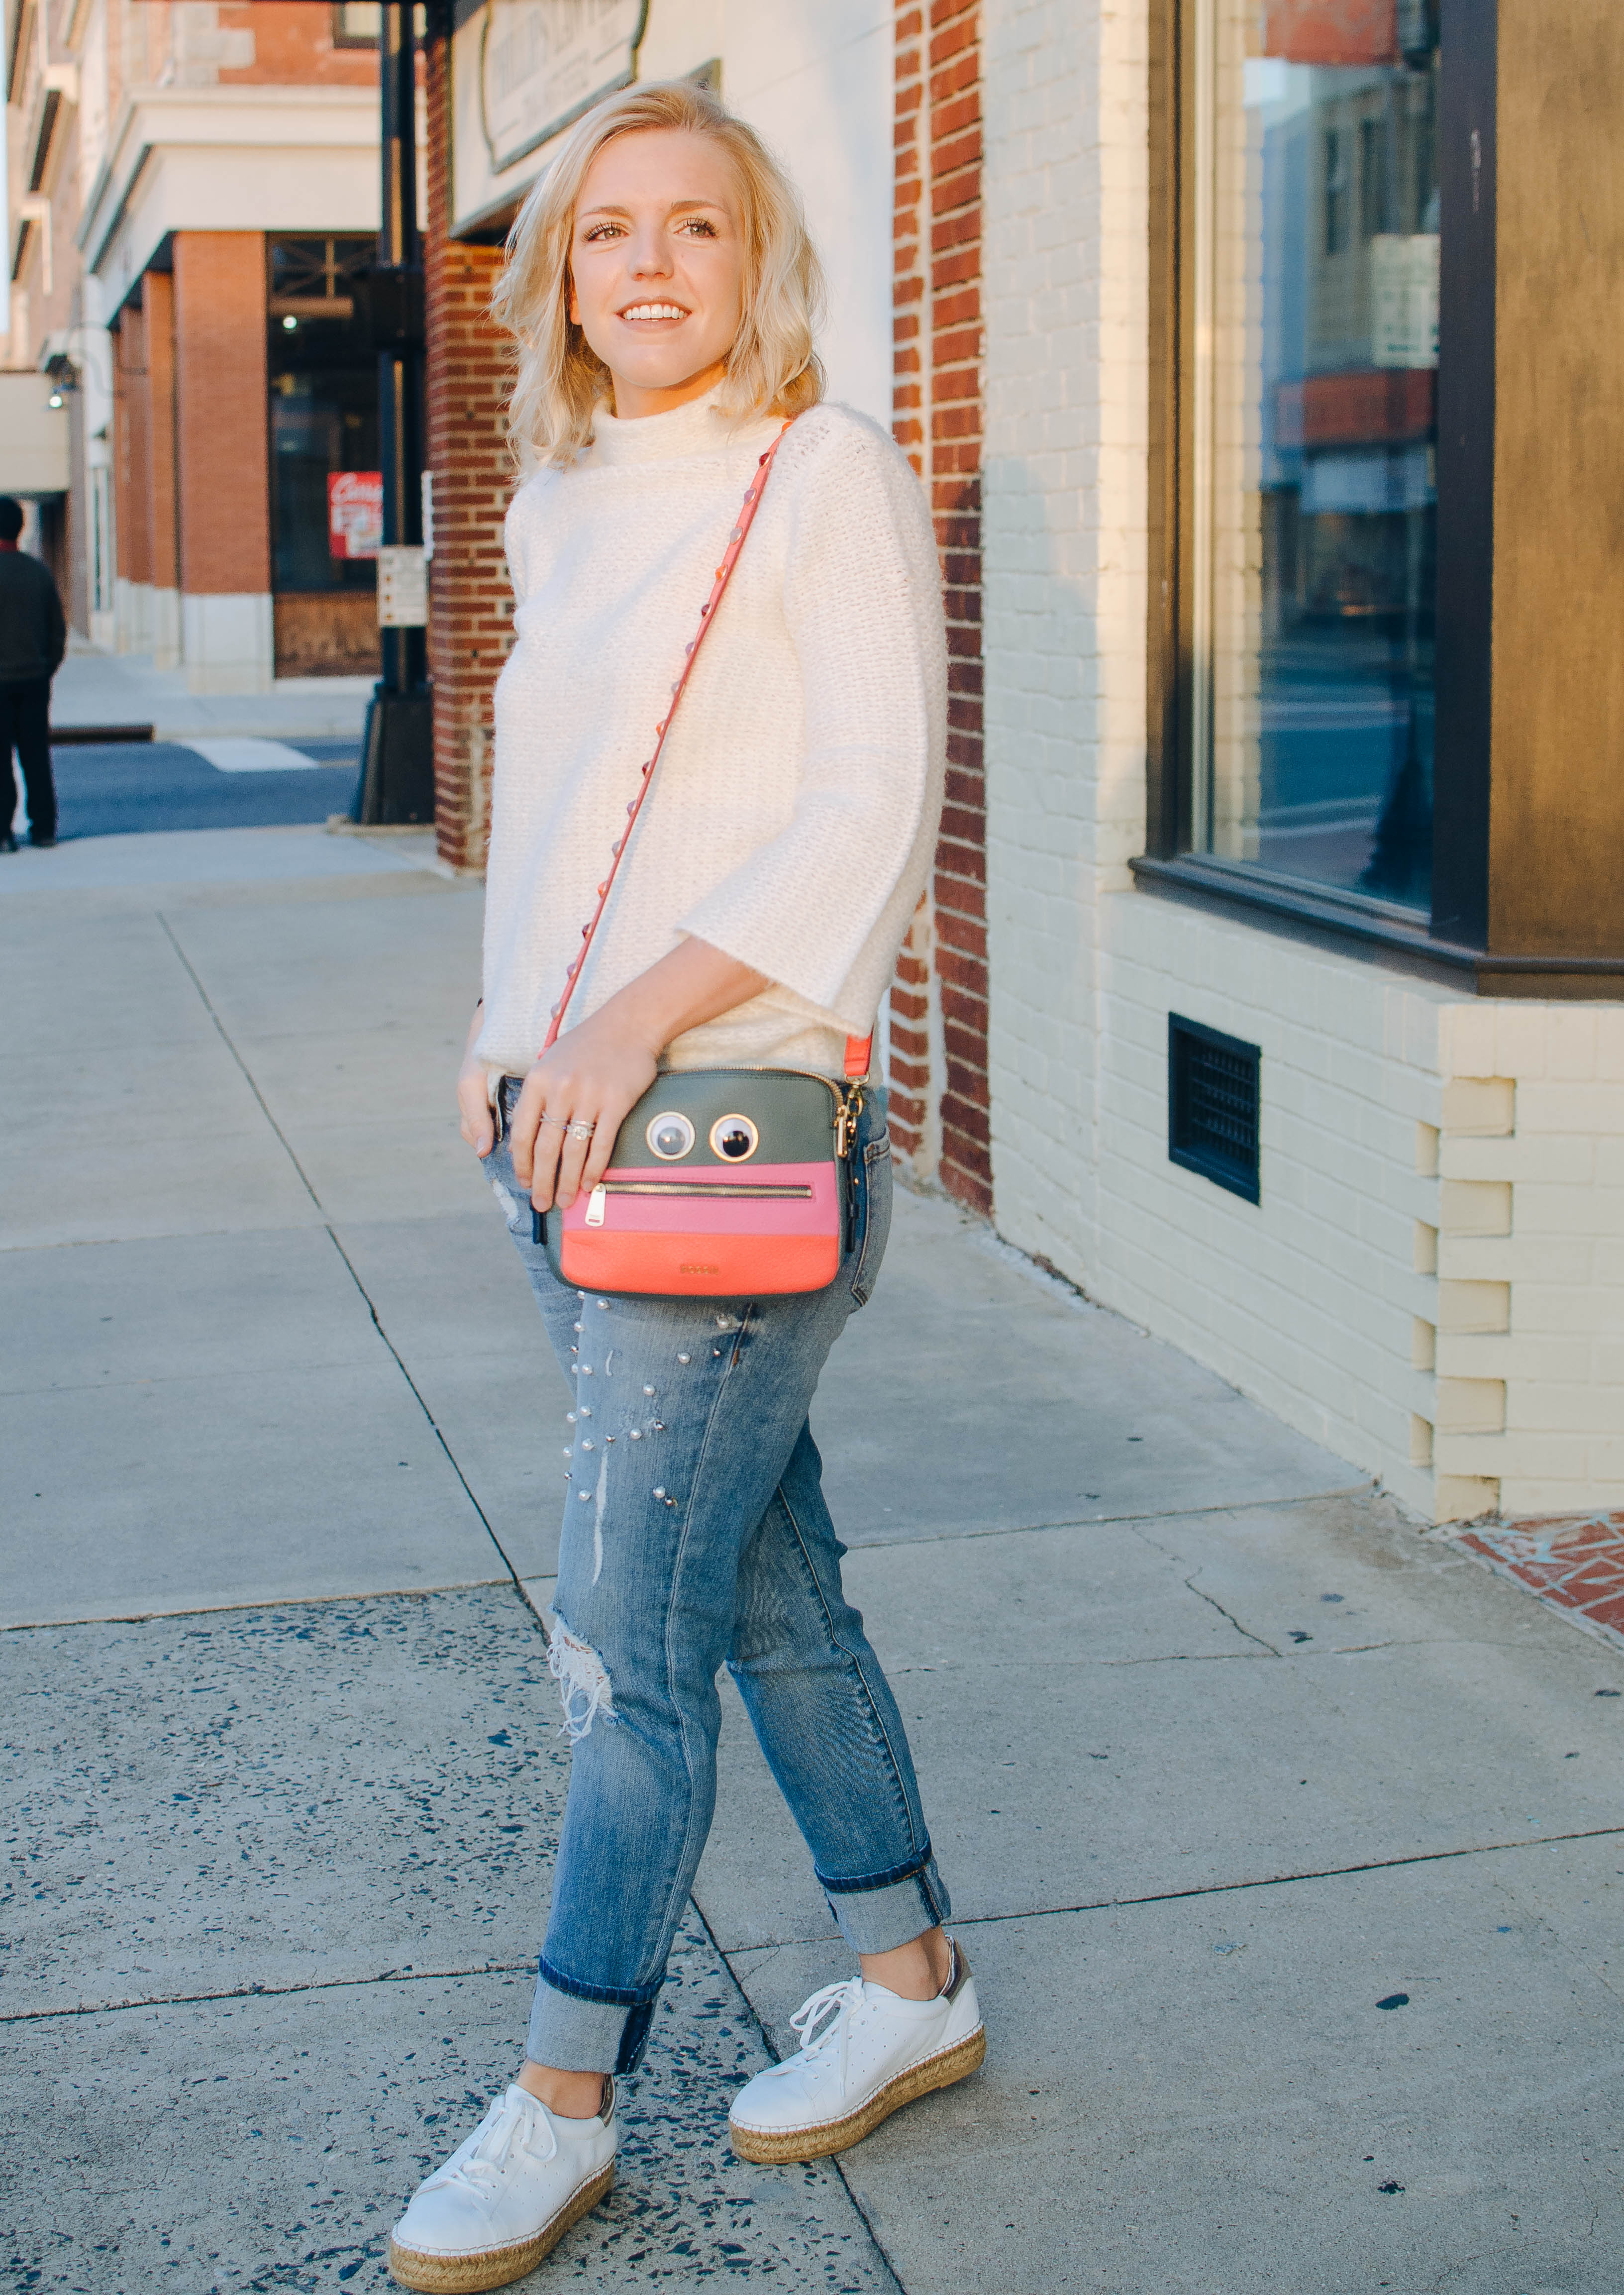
[585,1179,814,1226]
[599,1181,813,1198]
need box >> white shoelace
[767,1977,868,2083]
[423,2090,557,2196]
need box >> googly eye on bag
[709,1115,759,1163]
[647,1112,695,1161]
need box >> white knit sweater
[473,391,946,1081]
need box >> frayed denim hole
[546,1613,617,1741]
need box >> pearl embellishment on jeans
[677,1354,691,1364]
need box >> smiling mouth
[618,302,690,322]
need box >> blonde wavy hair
[491,80,825,471]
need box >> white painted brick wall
[981,0,1624,1525]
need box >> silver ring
[540,1111,570,1131]
[565,1120,597,1141]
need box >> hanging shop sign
[451,0,647,239]
[329,470,383,560]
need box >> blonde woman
[389,82,981,2292]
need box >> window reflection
[1193,0,1440,910]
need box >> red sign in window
[328,470,383,560]
[1264,0,1397,64]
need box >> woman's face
[569,128,746,420]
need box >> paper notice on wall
[378,544,428,628]
[1371,234,1439,370]
[329,470,383,560]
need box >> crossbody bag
[528,418,872,1300]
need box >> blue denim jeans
[485,1083,949,2075]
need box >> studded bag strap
[539,417,871,1080]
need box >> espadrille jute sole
[728,2024,986,2164]
[387,2159,614,2292]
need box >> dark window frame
[331,3,377,48]
[1133,0,1624,997]
[333,4,427,48]
[1323,126,1351,255]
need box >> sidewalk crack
[157,910,322,1209]
[155,911,538,1620]
[0,1958,538,2026]
[690,1896,910,2295]
[1180,1574,1281,1656]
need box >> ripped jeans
[486,1080,950,2075]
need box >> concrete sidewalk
[2,836,1621,2294]
[51,638,374,741]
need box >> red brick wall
[172,233,270,596]
[892,0,989,1214]
[113,308,151,590]
[216,0,378,85]
[424,31,512,874]
[142,270,179,594]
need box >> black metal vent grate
[1168,1015,1261,1204]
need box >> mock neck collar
[584,387,780,468]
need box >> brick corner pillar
[141,268,182,670]
[424,29,514,876]
[892,0,990,1217]
[113,303,156,654]
[171,232,272,694]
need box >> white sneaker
[728,1938,985,2163]
[388,2080,616,2292]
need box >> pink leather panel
[559,1161,839,1243]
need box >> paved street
[2,833,1621,2295]
[32,737,361,841]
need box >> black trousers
[1,677,56,841]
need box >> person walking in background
[386,79,980,2294]
[0,495,64,853]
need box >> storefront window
[267,234,380,676]
[1188,0,1440,909]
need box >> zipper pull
[585,1185,607,1227]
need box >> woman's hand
[457,1002,496,1157]
[509,1007,660,1211]
[510,937,769,1213]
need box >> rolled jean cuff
[817,1848,951,1957]
[527,1958,660,2076]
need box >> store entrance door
[268,235,382,677]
